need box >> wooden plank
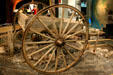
[15,25,21,31]
[0,25,21,33]
[88,39,112,42]
[0,34,8,38]
[0,42,7,46]
[8,31,14,56]
[0,26,12,33]
[89,44,113,48]
[89,31,105,36]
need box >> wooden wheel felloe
[22,4,89,73]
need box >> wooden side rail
[0,25,21,55]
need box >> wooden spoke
[61,48,67,67]
[71,29,83,36]
[76,41,83,49]
[37,17,56,38]
[53,20,58,34]
[52,19,58,35]
[64,47,76,60]
[66,38,84,43]
[49,8,55,18]
[30,28,55,40]
[55,48,58,71]
[59,8,64,35]
[65,40,84,49]
[26,46,39,51]
[64,22,79,37]
[28,44,53,57]
[66,40,84,43]
[66,40,83,48]
[62,12,75,34]
[34,46,55,66]
[43,48,56,71]
[66,39,78,42]
[44,8,58,34]
[25,41,54,44]
[47,8,58,34]
[65,29,83,39]
[50,14,58,35]
[65,43,82,51]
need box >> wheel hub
[55,39,65,47]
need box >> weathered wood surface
[0,25,20,55]
[0,25,21,33]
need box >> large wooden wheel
[22,4,89,73]
[13,2,47,51]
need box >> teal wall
[90,0,113,29]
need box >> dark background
[0,0,6,24]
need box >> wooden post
[8,29,14,56]
[93,30,99,52]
